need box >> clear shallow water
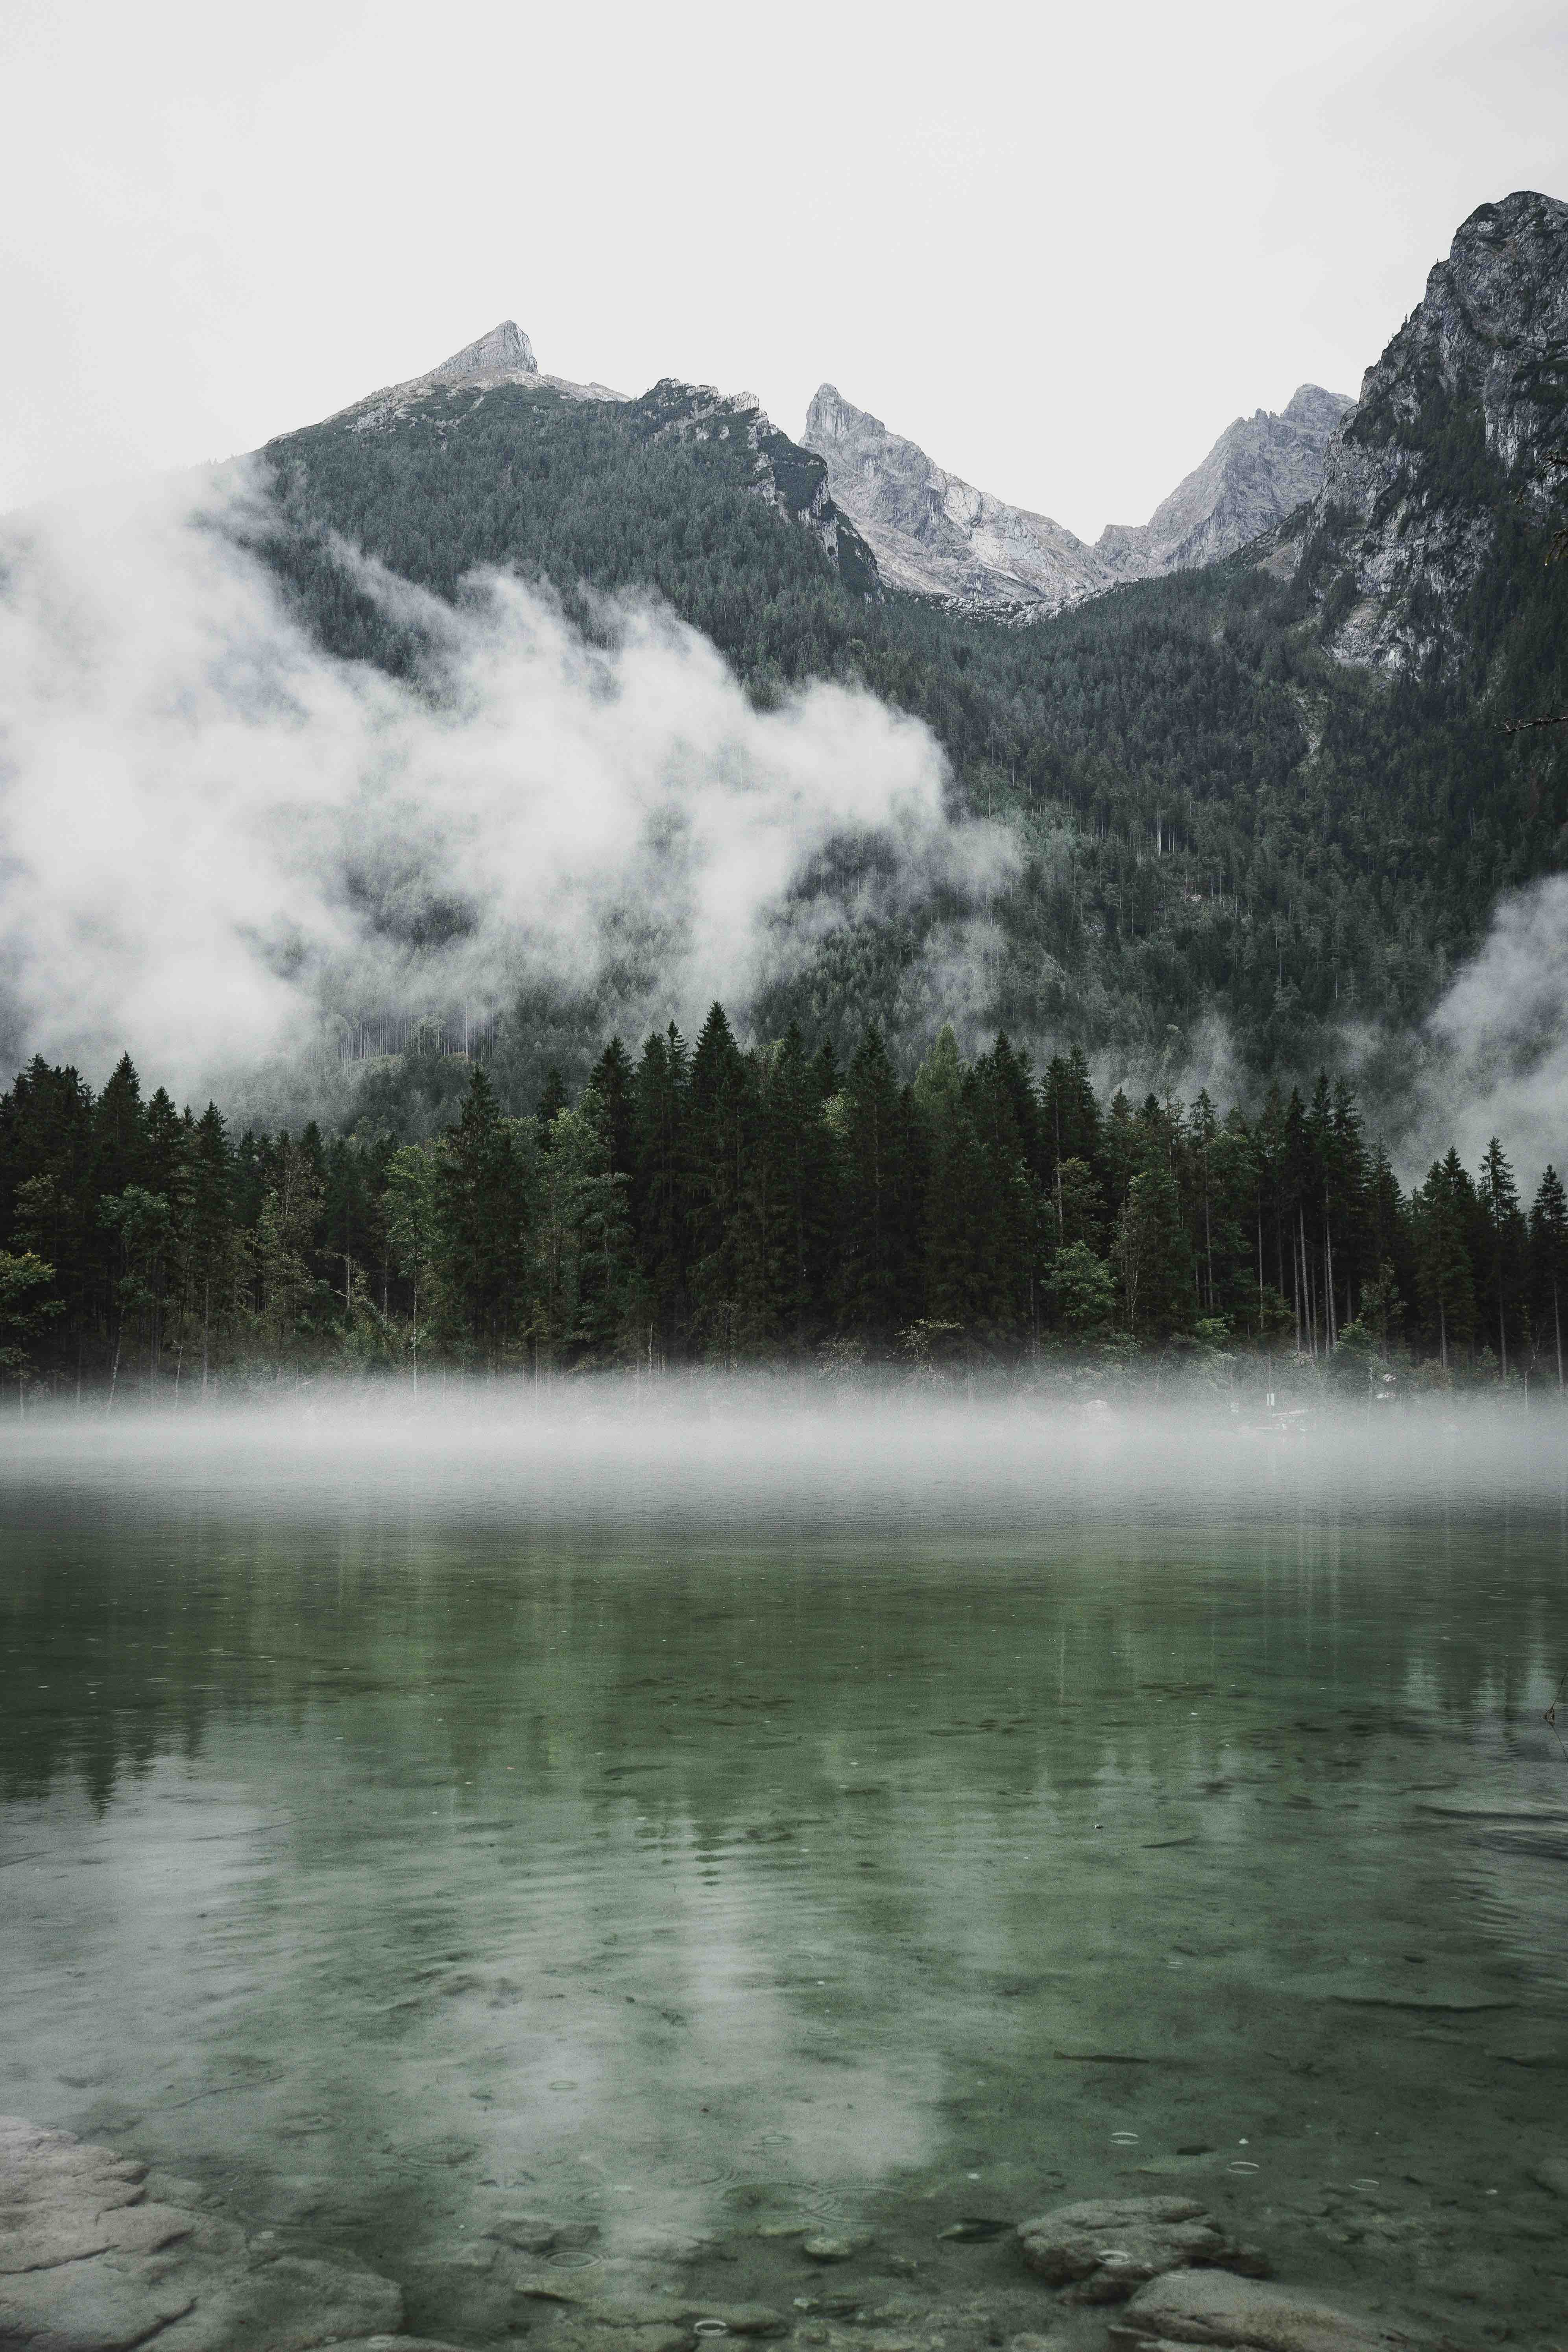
[4,1403,1568,2343]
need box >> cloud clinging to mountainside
[0,464,1016,1103]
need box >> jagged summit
[802,384,1109,617]
[430,320,537,380]
[1096,382,1354,582]
[1302,187,1568,671]
[320,319,629,430]
[803,376,1354,620]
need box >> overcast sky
[3,0,1566,541]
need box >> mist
[1372,874,1568,1186]
[3,1382,1564,1534]
[0,464,1016,1105]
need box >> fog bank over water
[4,1387,1565,1529]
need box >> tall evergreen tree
[1529,1164,1568,1389]
[436,1068,533,1362]
[835,1025,919,1349]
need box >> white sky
[2,0,1566,543]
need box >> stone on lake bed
[1016,2198,1264,2303]
[803,2232,874,2261]
[689,2305,787,2335]
[0,2112,405,2352]
[1532,2153,1568,2196]
[1109,2265,1408,2352]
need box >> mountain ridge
[1298,189,1568,676]
[800,378,1354,619]
[241,193,1568,1092]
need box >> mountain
[800,381,1353,620]
[258,325,881,681]
[1097,384,1354,581]
[1296,190,1568,677]
[328,317,632,425]
[245,200,1568,1100]
[800,384,1110,618]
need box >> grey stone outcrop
[0,2114,406,2352]
[1016,2197,1263,2304]
[1108,2263,1411,2352]
[1303,188,1568,673]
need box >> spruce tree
[436,1068,533,1362]
[1530,1164,1568,1389]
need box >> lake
[3,1395,1566,2343]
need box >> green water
[3,1411,1567,2341]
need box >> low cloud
[1396,874,1568,1187]
[0,464,1017,1103]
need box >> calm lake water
[4,1400,1567,2342]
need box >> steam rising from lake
[0,468,1014,1099]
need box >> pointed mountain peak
[806,383,879,442]
[430,321,538,382]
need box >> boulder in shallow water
[1532,2154,1568,2197]
[1109,2266,1411,2352]
[1016,2199,1262,2303]
[0,2113,404,2352]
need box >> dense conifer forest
[2,1016,1563,1400]
[256,376,1568,1084]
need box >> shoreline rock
[0,2115,403,2352]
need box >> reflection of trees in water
[4,1495,1562,1820]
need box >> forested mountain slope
[253,194,1568,1102]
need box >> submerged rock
[803,2234,873,2263]
[1016,2199,1263,2304]
[1108,2266,1407,2352]
[0,2114,405,2352]
[1532,2154,1568,2197]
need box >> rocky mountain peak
[805,384,867,444]
[430,321,538,381]
[1304,187,1568,672]
[1097,384,1354,584]
[800,386,1108,618]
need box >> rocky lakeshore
[1,2117,1501,2352]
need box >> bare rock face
[1302,188,1568,673]
[1109,2265,1411,2352]
[802,385,1111,618]
[1096,385,1352,582]
[801,380,1350,620]
[430,320,538,380]
[1016,2197,1263,2304]
[328,320,630,431]
[0,2114,406,2352]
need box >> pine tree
[835,1025,919,1349]
[1529,1164,1568,1389]
[436,1068,533,1362]
[1478,1136,1526,1381]
[632,1025,692,1364]
[1413,1156,1477,1370]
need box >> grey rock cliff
[430,319,538,379]
[802,379,1352,621]
[1302,188,1568,672]
[330,319,629,432]
[802,384,1111,617]
[1098,384,1354,581]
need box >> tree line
[2,1013,1564,1401]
